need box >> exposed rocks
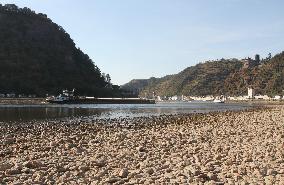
[0,105,284,184]
[0,163,13,172]
[118,168,129,178]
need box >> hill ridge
[0,4,120,97]
[122,53,284,97]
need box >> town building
[242,55,261,69]
[248,88,255,99]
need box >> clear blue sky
[1,0,284,85]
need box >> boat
[213,99,225,103]
[46,89,155,104]
[213,95,225,103]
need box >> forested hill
[0,4,118,97]
[122,53,284,97]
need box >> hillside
[123,53,284,97]
[225,52,284,96]
[0,4,118,97]
[121,76,173,95]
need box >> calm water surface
[0,101,251,122]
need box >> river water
[0,101,252,122]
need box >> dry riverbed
[0,105,284,184]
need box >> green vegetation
[0,4,121,97]
[123,53,284,97]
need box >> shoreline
[1,105,284,184]
[0,98,46,105]
[0,97,283,105]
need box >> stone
[65,143,76,149]
[4,138,16,145]
[23,160,42,169]
[207,172,218,181]
[137,146,146,152]
[5,168,21,175]
[119,168,129,178]
[0,162,13,171]
[79,166,90,172]
[93,159,106,168]
[267,169,277,176]
[244,157,253,162]
[146,168,154,175]
[106,177,121,183]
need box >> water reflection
[0,102,251,122]
[0,106,109,122]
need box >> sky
[1,0,284,85]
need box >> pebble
[119,168,129,178]
[0,105,283,184]
[0,162,13,171]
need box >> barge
[46,90,155,104]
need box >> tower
[248,87,255,99]
[255,54,260,64]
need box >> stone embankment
[0,98,45,105]
[0,106,284,184]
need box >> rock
[214,155,222,161]
[106,176,121,183]
[5,168,21,175]
[279,169,284,174]
[71,147,84,154]
[23,160,42,169]
[189,139,197,144]
[136,146,146,152]
[93,159,106,168]
[244,157,253,162]
[119,168,129,178]
[65,143,76,149]
[56,166,68,173]
[146,168,154,175]
[4,138,16,145]
[267,169,277,176]
[207,172,218,181]
[14,163,23,170]
[22,168,30,174]
[49,141,57,147]
[0,162,13,171]
[78,166,90,172]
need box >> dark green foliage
[0,4,117,97]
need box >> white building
[255,95,271,100]
[248,88,255,99]
[274,95,282,100]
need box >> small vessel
[213,99,224,103]
[46,89,155,104]
[46,89,75,103]
[213,95,225,103]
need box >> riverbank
[0,105,284,184]
[226,99,284,105]
[0,98,45,105]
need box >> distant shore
[0,97,283,105]
[226,99,284,105]
[0,98,46,105]
[1,105,284,184]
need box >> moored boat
[46,89,155,104]
[213,99,225,103]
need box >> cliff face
[123,53,284,97]
[0,4,111,96]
